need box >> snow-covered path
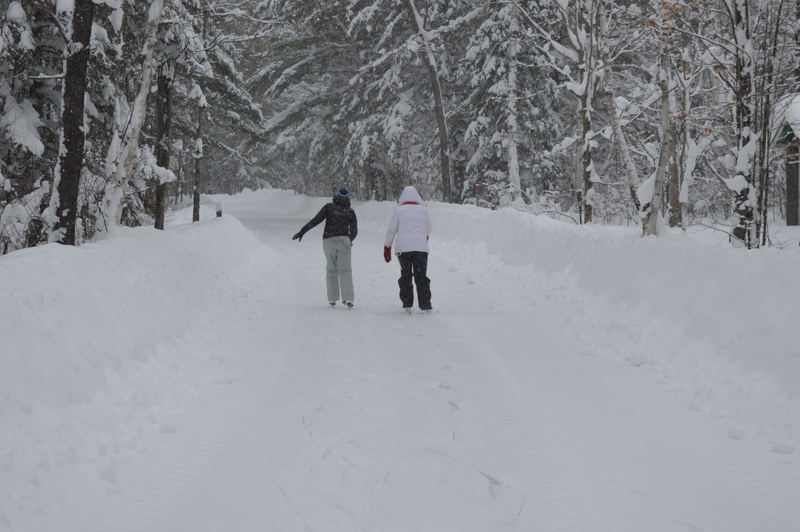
[5,193,800,532]
[29,201,796,532]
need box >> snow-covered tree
[250,0,479,201]
[456,0,561,208]
[0,1,59,252]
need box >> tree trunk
[666,38,681,229]
[193,8,210,223]
[108,0,166,226]
[154,64,173,230]
[176,150,183,203]
[597,0,640,216]
[52,0,94,245]
[667,129,681,228]
[580,98,593,224]
[576,6,594,223]
[644,29,671,237]
[506,4,521,202]
[756,6,785,245]
[730,0,756,247]
[401,0,452,202]
[573,134,583,223]
[677,61,696,232]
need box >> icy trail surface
[3,190,800,531]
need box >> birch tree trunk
[107,0,165,226]
[727,0,757,247]
[644,29,671,237]
[676,41,700,233]
[401,0,453,202]
[577,5,594,224]
[52,0,94,245]
[667,123,681,228]
[579,91,593,224]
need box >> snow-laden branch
[262,87,349,134]
[102,0,166,227]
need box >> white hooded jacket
[384,186,432,253]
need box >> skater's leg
[397,252,415,308]
[412,252,432,310]
[322,238,341,303]
[336,236,354,303]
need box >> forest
[1,0,798,253]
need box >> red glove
[384,246,392,263]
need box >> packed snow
[2,188,800,531]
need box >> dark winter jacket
[298,195,358,242]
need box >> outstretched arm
[293,205,328,241]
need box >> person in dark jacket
[293,187,358,307]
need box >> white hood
[397,186,425,206]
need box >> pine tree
[456,0,561,207]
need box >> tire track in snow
[598,376,800,531]
[441,306,585,531]
[45,243,291,532]
[46,366,274,532]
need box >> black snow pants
[398,251,432,310]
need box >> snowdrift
[0,209,268,526]
[1,211,261,411]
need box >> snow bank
[428,203,800,444]
[0,209,266,526]
[4,187,798,528]
[225,188,800,449]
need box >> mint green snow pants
[322,236,354,303]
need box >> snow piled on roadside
[226,188,800,456]
[0,208,267,527]
[3,187,799,529]
[426,203,800,455]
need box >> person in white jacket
[384,186,433,312]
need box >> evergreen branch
[30,0,68,43]
[261,86,349,135]
[204,136,253,165]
